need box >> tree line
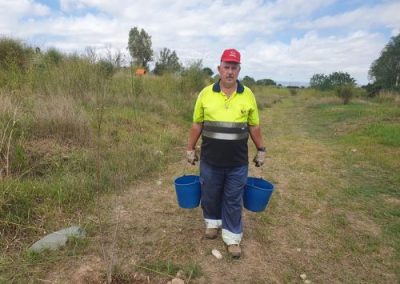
[127,27,276,85]
[309,33,400,95]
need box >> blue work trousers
[200,160,248,244]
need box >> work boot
[227,244,241,258]
[204,228,219,239]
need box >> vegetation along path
[29,92,400,283]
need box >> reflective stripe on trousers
[202,121,249,140]
[200,160,248,245]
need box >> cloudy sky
[1,0,399,85]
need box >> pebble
[296,248,301,252]
[212,249,223,259]
[300,273,307,280]
[156,180,162,186]
[305,280,312,284]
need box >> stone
[300,273,307,280]
[212,249,223,259]
[29,226,85,252]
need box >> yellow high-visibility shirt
[193,81,259,126]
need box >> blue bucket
[243,177,274,212]
[174,175,201,209]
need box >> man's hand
[253,148,266,167]
[186,150,199,165]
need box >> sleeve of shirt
[192,91,204,123]
[247,90,260,126]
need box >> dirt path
[49,95,397,283]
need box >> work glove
[253,148,266,167]
[186,150,199,165]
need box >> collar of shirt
[212,80,244,94]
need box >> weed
[137,260,203,280]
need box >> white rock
[296,248,301,252]
[300,273,307,280]
[29,226,85,252]
[212,249,223,259]
[156,180,162,186]
[305,280,312,284]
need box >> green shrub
[288,88,298,96]
[335,85,355,104]
[180,60,208,93]
[43,48,64,66]
[0,37,33,70]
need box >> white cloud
[297,1,400,31]
[0,0,396,84]
[242,31,386,84]
[0,0,50,33]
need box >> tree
[202,67,213,77]
[369,33,400,91]
[309,73,330,90]
[256,78,276,86]
[329,71,356,87]
[128,27,153,69]
[310,72,356,90]
[242,75,256,86]
[153,48,181,75]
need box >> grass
[240,90,400,283]
[0,41,203,282]
[1,38,400,282]
[300,94,400,279]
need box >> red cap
[220,48,241,63]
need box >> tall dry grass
[374,90,400,106]
[31,95,91,145]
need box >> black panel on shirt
[200,136,248,167]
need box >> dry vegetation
[1,38,399,283]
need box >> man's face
[218,61,241,87]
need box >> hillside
[1,78,399,282]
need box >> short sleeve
[192,91,204,123]
[247,91,260,126]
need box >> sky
[1,0,399,85]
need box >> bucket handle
[253,163,264,179]
[182,158,188,176]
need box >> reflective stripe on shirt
[202,121,249,140]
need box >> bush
[288,87,298,96]
[43,48,64,66]
[180,60,208,93]
[335,85,355,104]
[0,37,33,70]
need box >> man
[186,48,266,258]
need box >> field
[1,58,399,283]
